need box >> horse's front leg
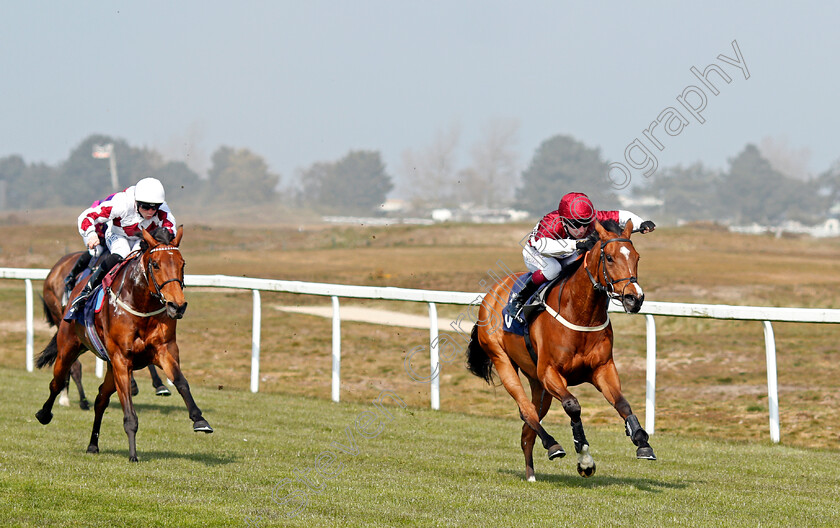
[592,360,656,460]
[156,342,213,433]
[541,366,596,477]
[111,357,140,462]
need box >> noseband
[585,237,638,301]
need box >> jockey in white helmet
[64,178,177,320]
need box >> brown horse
[42,250,172,410]
[467,219,654,481]
[35,226,212,462]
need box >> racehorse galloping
[42,250,172,410]
[467,220,655,481]
[35,226,212,462]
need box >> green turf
[2,366,839,527]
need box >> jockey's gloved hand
[639,220,656,234]
[576,233,598,252]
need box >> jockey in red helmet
[508,192,656,322]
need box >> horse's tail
[35,333,59,369]
[466,324,494,384]
[42,295,59,328]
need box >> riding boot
[64,252,93,300]
[64,266,105,321]
[509,276,541,323]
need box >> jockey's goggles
[137,201,161,212]
[562,217,593,230]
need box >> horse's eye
[606,255,614,263]
[151,261,160,270]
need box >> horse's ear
[593,219,607,239]
[141,228,156,248]
[172,225,183,247]
[622,219,634,238]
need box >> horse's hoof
[79,399,90,410]
[577,462,596,477]
[193,420,214,433]
[636,446,656,460]
[35,409,53,425]
[155,386,171,397]
[547,444,566,460]
[87,445,99,454]
[129,456,139,463]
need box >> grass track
[3,367,839,527]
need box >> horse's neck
[551,252,608,324]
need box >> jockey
[508,192,655,322]
[64,177,176,321]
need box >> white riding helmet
[134,178,166,204]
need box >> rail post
[763,321,780,443]
[644,314,656,434]
[251,289,261,393]
[429,302,440,410]
[331,296,341,402]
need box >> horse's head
[141,226,187,319]
[590,219,644,313]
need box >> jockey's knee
[541,259,562,281]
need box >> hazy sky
[2,2,838,195]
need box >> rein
[108,245,184,318]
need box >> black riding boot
[64,266,105,321]
[64,252,93,299]
[508,276,541,322]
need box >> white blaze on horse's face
[619,247,644,296]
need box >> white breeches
[105,231,142,259]
[522,246,563,281]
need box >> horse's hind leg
[157,347,213,433]
[70,360,90,410]
[592,361,656,461]
[36,330,82,425]
[521,376,554,482]
[148,365,171,396]
[541,366,596,477]
[87,367,116,454]
[492,357,564,460]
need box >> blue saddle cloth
[502,273,552,336]
[501,253,585,336]
[66,286,110,362]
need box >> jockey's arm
[617,210,645,231]
[530,235,578,259]
[158,203,177,236]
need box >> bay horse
[42,249,172,410]
[467,219,655,481]
[35,226,213,462]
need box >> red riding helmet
[558,192,596,223]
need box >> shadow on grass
[133,402,214,415]
[95,449,237,465]
[497,468,692,492]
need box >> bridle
[146,245,185,304]
[584,237,639,304]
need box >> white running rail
[4,267,840,444]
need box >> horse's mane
[139,228,174,252]
[599,219,622,235]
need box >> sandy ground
[274,305,457,330]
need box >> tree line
[1,132,837,224]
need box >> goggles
[138,201,161,212]
[562,217,592,231]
